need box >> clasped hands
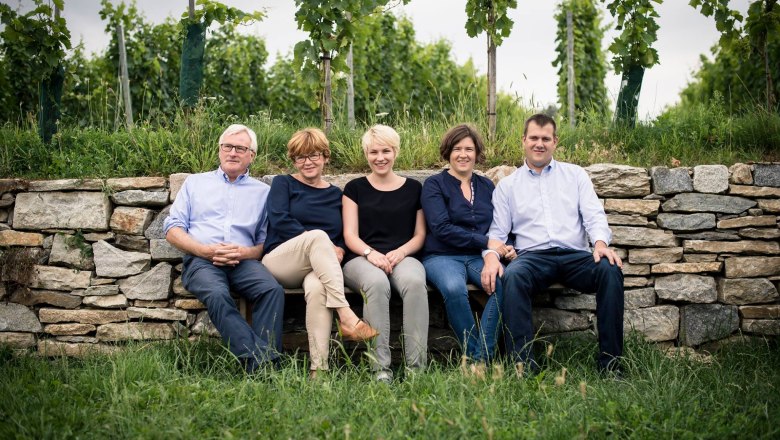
[201,242,248,266]
[480,244,516,294]
[366,248,407,274]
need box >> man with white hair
[165,124,284,373]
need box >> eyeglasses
[293,152,324,164]
[220,144,251,154]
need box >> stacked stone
[0,177,198,355]
[0,164,778,356]
[588,163,780,346]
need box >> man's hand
[367,250,393,274]
[481,253,504,294]
[499,244,517,261]
[210,243,244,266]
[593,241,623,269]
[385,248,407,268]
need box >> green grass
[1,99,778,180]
[1,335,777,438]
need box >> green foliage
[689,0,744,43]
[0,338,778,438]
[603,0,662,72]
[1,96,777,180]
[603,0,662,126]
[99,0,182,122]
[0,0,71,123]
[180,0,264,27]
[464,0,518,46]
[266,55,320,120]
[58,2,270,127]
[292,0,409,122]
[178,0,265,108]
[201,26,269,116]
[687,0,779,112]
[347,13,484,122]
[553,0,610,120]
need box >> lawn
[1,335,778,439]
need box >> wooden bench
[239,283,565,321]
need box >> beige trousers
[262,230,349,370]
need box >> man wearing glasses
[480,114,625,376]
[165,124,285,374]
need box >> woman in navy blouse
[263,128,378,378]
[421,124,514,365]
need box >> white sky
[12,0,751,119]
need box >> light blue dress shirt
[163,168,270,247]
[487,159,611,253]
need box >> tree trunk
[765,40,775,111]
[487,9,497,142]
[39,64,64,144]
[117,23,134,129]
[566,9,575,126]
[39,4,64,143]
[347,43,355,129]
[614,63,644,127]
[322,53,333,134]
[179,21,207,109]
[763,0,777,111]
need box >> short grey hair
[218,124,258,153]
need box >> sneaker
[375,370,393,384]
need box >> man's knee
[503,261,535,285]
[594,260,624,285]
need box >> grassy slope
[1,102,778,180]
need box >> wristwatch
[362,248,372,257]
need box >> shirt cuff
[481,249,501,259]
[591,235,611,247]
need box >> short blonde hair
[218,124,258,153]
[361,124,400,155]
[287,128,330,160]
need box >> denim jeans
[502,247,624,371]
[423,254,503,363]
[182,255,285,372]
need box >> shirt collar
[216,167,250,183]
[521,158,557,176]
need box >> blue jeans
[502,248,624,371]
[183,255,285,372]
[423,254,503,363]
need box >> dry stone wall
[0,163,779,357]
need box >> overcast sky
[14,0,750,119]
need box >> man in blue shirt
[164,124,284,373]
[481,114,624,375]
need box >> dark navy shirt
[421,170,495,256]
[264,174,345,255]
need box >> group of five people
[163,114,625,381]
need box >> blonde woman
[342,124,428,383]
[263,128,377,378]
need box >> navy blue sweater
[264,174,345,255]
[421,170,495,256]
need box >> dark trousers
[502,247,624,370]
[183,255,285,372]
